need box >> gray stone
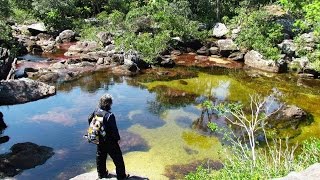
[56,30,76,43]
[244,50,281,73]
[278,39,296,57]
[196,46,209,55]
[274,163,320,180]
[212,23,228,38]
[0,78,56,105]
[229,52,244,61]
[209,47,219,55]
[217,39,239,57]
[97,32,113,45]
[0,47,14,80]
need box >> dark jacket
[88,108,120,142]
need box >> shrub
[229,7,283,61]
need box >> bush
[114,0,208,64]
[229,7,283,60]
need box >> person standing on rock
[88,94,129,179]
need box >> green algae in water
[108,108,223,179]
[143,71,320,142]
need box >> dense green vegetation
[0,0,319,66]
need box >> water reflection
[29,107,79,126]
[212,81,230,101]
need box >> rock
[56,30,76,43]
[231,27,241,39]
[244,50,283,73]
[36,39,56,53]
[49,61,67,69]
[268,105,307,129]
[278,39,296,57]
[209,47,219,55]
[196,46,209,55]
[0,78,56,105]
[38,72,59,83]
[217,39,239,57]
[171,50,182,56]
[97,32,113,45]
[119,131,149,153]
[164,159,223,179]
[0,47,14,80]
[156,56,175,68]
[27,22,47,36]
[0,142,54,178]
[228,52,245,61]
[70,172,149,180]
[212,23,228,38]
[65,41,99,56]
[105,44,116,52]
[112,65,138,76]
[274,163,320,180]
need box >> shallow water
[1,67,320,179]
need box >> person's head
[98,94,113,111]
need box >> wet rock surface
[0,78,56,105]
[0,142,54,178]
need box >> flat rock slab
[70,171,149,180]
[0,78,56,105]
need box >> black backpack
[84,110,112,144]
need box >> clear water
[1,67,320,180]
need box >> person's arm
[108,114,121,141]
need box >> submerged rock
[0,142,54,178]
[268,105,308,129]
[164,159,223,179]
[119,131,149,153]
[0,78,56,105]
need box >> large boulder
[0,142,54,178]
[0,78,56,105]
[244,50,284,73]
[0,48,14,80]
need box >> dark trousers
[96,140,126,179]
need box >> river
[1,63,320,179]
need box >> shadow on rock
[0,142,54,178]
[97,173,149,180]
